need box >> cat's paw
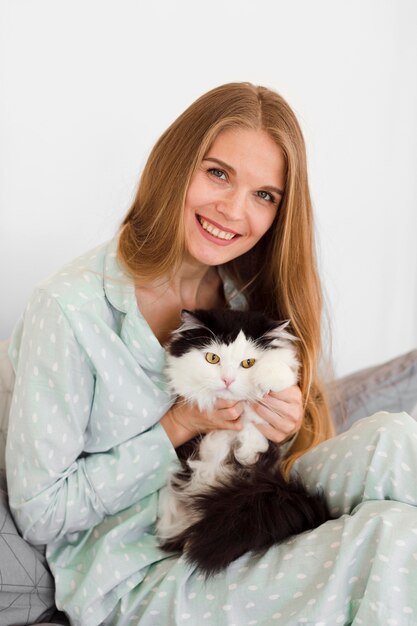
[251,349,299,395]
[234,422,269,465]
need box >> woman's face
[183,127,286,268]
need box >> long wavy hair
[118,82,335,474]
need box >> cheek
[184,175,213,212]
[165,352,221,399]
[186,353,224,385]
[244,204,277,242]
[225,368,255,399]
[256,210,277,237]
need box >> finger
[252,406,299,438]
[254,422,291,444]
[218,401,244,420]
[255,394,301,421]
[217,418,243,431]
[264,398,301,422]
[213,398,241,410]
[252,400,295,424]
[267,385,302,403]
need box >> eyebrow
[202,157,285,196]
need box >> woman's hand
[250,384,303,444]
[160,396,244,448]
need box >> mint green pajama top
[7,235,417,626]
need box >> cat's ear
[178,309,206,332]
[264,320,299,347]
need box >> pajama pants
[96,412,417,626]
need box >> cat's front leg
[197,430,236,465]
[157,431,236,542]
[234,417,269,465]
[251,348,298,396]
[187,430,236,488]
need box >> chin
[217,388,246,401]
[216,389,234,399]
[187,245,244,267]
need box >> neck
[135,257,220,308]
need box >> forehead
[206,331,261,360]
[205,127,285,187]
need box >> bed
[1,338,417,625]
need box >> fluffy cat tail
[180,444,330,578]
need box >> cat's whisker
[154,378,214,394]
[244,392,286,415]
[176,331,219,345]
[156,308,331,577]
[173,390,214,408]
[173,396,197,407]
[154,380,171,390]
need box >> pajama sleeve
[6,288,177,545]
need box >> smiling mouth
[197,215,241,240]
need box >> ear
[264,320,299,346]
[179,309,206,332]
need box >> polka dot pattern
[7,236,417,626]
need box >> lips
[197,214,241,236]
[195,214,241,247]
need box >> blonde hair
[118,82,335,474]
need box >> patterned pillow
[0,469,56,625]
[328,349,417,433]
[1,335,417,625]
[0,340,14,471]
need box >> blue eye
[256,190,275,203]
[208,168,227,180]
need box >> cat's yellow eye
[205,352,220,364]
[241,358,256,369]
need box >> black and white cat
[157,309,329,576]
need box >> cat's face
[164,309,299,412]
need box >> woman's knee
[350,410,417,439]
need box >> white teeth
[198,217,236,240]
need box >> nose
[216,189,245,222]
[222,377,235,388]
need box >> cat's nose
[222,377,235,388]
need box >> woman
[6,82,417,625]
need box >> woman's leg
[99,413,417,625]
[293,411,417,515]
[101,498,417,625]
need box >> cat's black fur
[158,309,331,577]
[168,308,286,354]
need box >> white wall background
[1,0,416,378]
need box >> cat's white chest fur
[186,347,297,476]
[157,317,299,543]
